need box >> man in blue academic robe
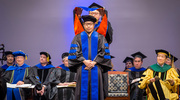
[68,15,112,100]
[3,50,33,100]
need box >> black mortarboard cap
[62,52,69,59]
[155,49,169,57]
[123,57,133,63]
[110,55,115,59]
[88,2,103,8]
[131,51,147,60]
[5,51,14,56]
[81,15,97,23]
[169,54,178,62]
[40,52,51,59]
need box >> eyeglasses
[84,23,94,26]
[89,12,100,16]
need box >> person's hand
[98,8,105,16]
[58,83,63,86]
[83,60,91,68]
[166,79,174,86]
[16,81,24,85]
[71,82,76,84]
[40,86,45,96]
[90,61,97,67]
[36,90,41,94]
[84,61,96,70]
[84,67,90,70]
[36,86,45,96]
[150,78,155,82]
[75,7,82,18]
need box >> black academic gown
[68,31,112,100]
[1,64,8,73]
[2,64,34,100]
[128,67,146,100]
[46,68,76,100]
[0,64,15,100]
[32,64,55,100]
[0,68,6,100]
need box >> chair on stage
[106,71,130,100]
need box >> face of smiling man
[83,21,95,34]
[157,53,167,66]
[6,54,14,65]
[15,56,25,66]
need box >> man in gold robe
[138,49,180,100]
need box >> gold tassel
[169,52,171,58]
[47,53,49,62]
[25,55,27,60]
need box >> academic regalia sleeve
[0,67,4,78]
[2,70,13,83]
[105,21,113,44]
[68,35,86,72]
[23,68,31,84]
[73,8,83,23]
[65,71,77,82]
[166,68,180,85]
[45,68,59,100]
[93,34,112,72]
[0,68,6,100]
[127,70,133,84]
[48,68,67,84]
[73,9,76,22]
[177,68,180,75]
[138,69,153,89]
[165,68,180,92]
[23,67,41,84]
[43,68,55,86]
[56,68,67,83]
[0,67,5,75]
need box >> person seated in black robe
[56,52,70,71]
[46,67,76,100]
[32,51,55,100]
[127,51,147,100]
[0,68,6,100]
[0,51,15,73]
[0,51,14,100]
[123,57,133,72]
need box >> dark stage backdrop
[0,0,180,71]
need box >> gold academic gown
[138,64,180,100]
